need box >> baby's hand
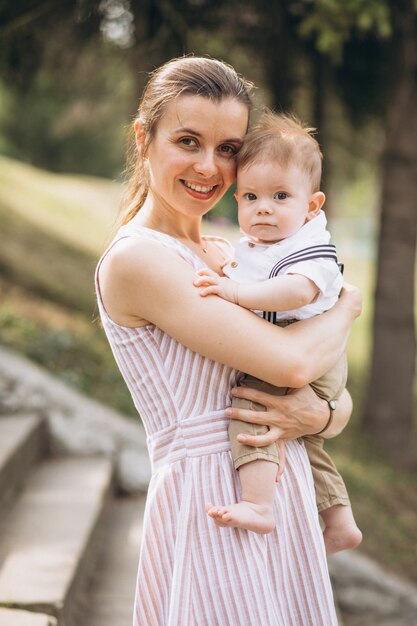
[193,269,239,304]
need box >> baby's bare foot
[205,501,275,534]
[323,524,363,555]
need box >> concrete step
[0,607,57,625]
[80,494,146,626]
[0,456,114,626]
[0,414,47,505]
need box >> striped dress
[95,222,338,626]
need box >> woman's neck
[133,194,204,245]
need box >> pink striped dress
[95,222,338,626]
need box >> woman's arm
[99,238,361,388]
[225,386,353,445]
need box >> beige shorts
[229,352,350,512]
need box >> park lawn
[0,155,416,582]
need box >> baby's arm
[195,269,319,311]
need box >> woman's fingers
[231,386,285,409]
[237,425,282,447]
[340,281,362,319]
[275,440,286,482]
[228,385,329,439]
[226,406,271,424]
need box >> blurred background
[0,0,416,583]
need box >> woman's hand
[275,439,286,483]
[339,282,362,321]
[225,386,353,445]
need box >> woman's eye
[179,137,198,148]
[244,193,257,201]
[274,192,288,200]
[218,144,237,156]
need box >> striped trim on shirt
[263,244,340,325]
[268,244,338,278]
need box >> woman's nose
[193,150,218,177]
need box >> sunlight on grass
[0,155,121,255]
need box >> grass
[0,156,121,254]
[0,154,135,413]
[0,154,416,583]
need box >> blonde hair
[237,111,323,192]
[121,56,253,225]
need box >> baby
[195,112,362,555]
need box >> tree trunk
[363,0,417,468]
[311,50,335,214]
[258,0,295,111]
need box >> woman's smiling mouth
[181,179,218,199]
[183,180,216,193]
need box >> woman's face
[143,95,249,218]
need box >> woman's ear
[306,191,325,221]
[134,119,146,154]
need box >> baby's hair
[237,111,323,192]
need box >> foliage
[0,2,134,175]
[0,297,136,416]
[296,0,391,61]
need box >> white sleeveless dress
[95,222,338,626]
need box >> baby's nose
[256,205,272,214]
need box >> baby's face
[235,160,321,243]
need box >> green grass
[0,154,135,414]
[0,155,121,254]
[0,154,416,583]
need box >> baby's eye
[179,137,198,148]
[274,192,288,200]
[244,193,257,201]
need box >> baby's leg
[207,377,285,533]
[304,434,362,554]
[307,354,362,553]
[206,459,277,533]
[321,504,362,555]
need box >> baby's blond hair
[237,111,323,192]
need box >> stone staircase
[0,412,145,626]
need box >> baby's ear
[306,191,325,220]
[233,191,238,201]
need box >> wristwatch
[316,399,337,435]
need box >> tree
[364,0,417,468]
[286,0,416,467]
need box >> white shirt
[223,211,343,321]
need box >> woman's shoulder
[100,233,189,273]
[101,224,195,264]
[97,225,203,289]
[96,233,200,329]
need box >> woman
[96,56,361,626]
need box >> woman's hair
[121,56,254,224]
[237,111,323,192]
